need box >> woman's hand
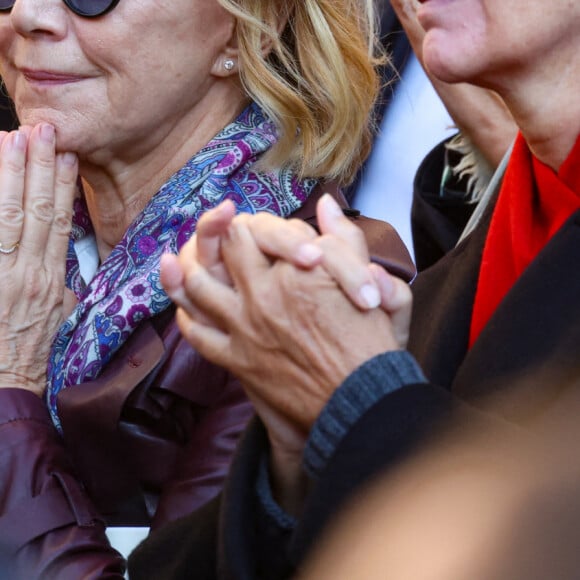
[0,124,78,396]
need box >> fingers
[161,251,210,325]
[369,263,413,348]
[195,199,236,280]
[235,211,323,268]
[174,306,230,366]
[0,130,27,252]
[164,250,240,333]
[312,193,380,310]
[220,218,278,296]
[45,151,77,265]
[160,252,186,296]
[21,123,58,255]
[224,194,380,310]
[0,123,77,269]
[315,233,380,309]
[316,193,370,261]
[369,263,412,312]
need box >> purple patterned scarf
[46,102,316,431]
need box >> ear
[211,19,240,78]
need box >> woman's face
[0,0,238,159]
[416,0,580,89]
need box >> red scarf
[469,132,580,347]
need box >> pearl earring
[224,59,235,71]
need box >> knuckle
[0,204,24,229]
[52,208,73,235]
[2,157,26,177]
[55,171,77,188]
[32,155,55,171]
[30,198,54,223]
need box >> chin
[17,107,77,146]
[422,31,481,85]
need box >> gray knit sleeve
[304,350,426,478]
[256,350,426,528]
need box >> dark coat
[129,174,580,578]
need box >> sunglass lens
[0,0,14,11]
[65,0,117,17]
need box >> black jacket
[129,157,580,578]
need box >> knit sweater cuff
[304,350,426,478]
[256,456,298,531]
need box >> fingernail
[60,152,77,166]
[40,123,55,144]
[359,283,380,309]
[12,131,26,150]
[321,193,343,217]
[296,243,323,265]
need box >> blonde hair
[218,0,385,185]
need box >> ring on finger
[0,240,20,255]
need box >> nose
[9,0,68,39]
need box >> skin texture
[161,0,580,517]
[161,195,412,513]
[0,0,245,257]
[413,0,580,169]
[0,0,247,396]
[0,125,77,395]
[389,0,517,168]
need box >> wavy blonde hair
[218,0,385,185]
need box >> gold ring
[0,241,20,255]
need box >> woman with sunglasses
[0,0,382,576]
[149,0,580,576]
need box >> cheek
[0,23,15,79]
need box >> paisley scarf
[47,102,316,431]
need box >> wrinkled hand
[0,124,77,395]
[176,229,398,423]
[161,194,413,429]
[162,195,412,512]
[163,193,411,315]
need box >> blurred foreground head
[300,386,580,580]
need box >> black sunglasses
[0,0,120,17]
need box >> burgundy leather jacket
[0,307,253,578]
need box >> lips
[20,69,86,84]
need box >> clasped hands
[161,194,412,447]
